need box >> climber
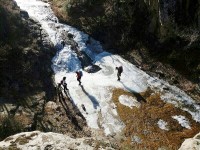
[61,40,65,48]
[116,66,123,81]
[76,71,82,85]
[61,77,68,92]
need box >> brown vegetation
[112,88,200,149]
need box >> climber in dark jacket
[76,71,82,85]
[61,40,65,48]
[116,66,123,81]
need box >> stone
[84,65,101,73]
[45,101,58,111]
[67,33,74,39]
[20,10,29,18]
[179,132,200,150]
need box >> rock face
[41,98,90,138]
[0,0,56,140]
[179,132,200,150]
[144,0,200,28]
[50,0,200,40]
[0,0,55,100]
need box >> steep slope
[49,0,200,83]
[14,0,200,149]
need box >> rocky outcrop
[49,0,200,43]
[179,132,200,150]
[41,98,91,138]
[0,0,55,100]
[0,131,116,150]
[0,0,56,140]
[144,0,200,31]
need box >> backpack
[79,71,83,77]
[119,66,123,73]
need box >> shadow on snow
[120,81,147,103]
[80,85,99,109]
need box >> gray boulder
[179,132,200,150]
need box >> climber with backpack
[76,71,82,85]
[116,66,123,81]
[61,40,65,48]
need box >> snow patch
[157,119,169,131]
[100,104,125,136]
[172,115,191,129]
[119,95,140,108]
[131,135,142,144]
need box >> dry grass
[112,88,200,149]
